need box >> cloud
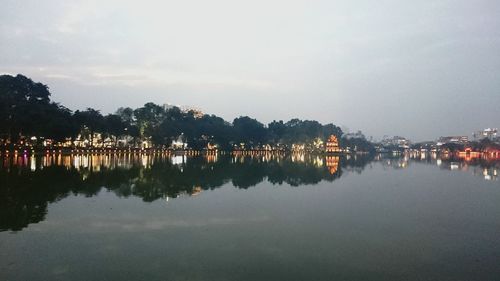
[1,0,500,140]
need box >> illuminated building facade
[171,134,187,149]
[437,136,468,145]
[473,128,498,141]
[325,135,340,153]
[381,136,410,149]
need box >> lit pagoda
[325,135,340,153]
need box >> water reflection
[0,153,365,232]
[376,152,500,181]
[1,152,498,232]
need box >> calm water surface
[1,153,499,281]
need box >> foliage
[0,74,352,149]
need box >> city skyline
[1,0,500,141]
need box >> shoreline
[0,148,365,157]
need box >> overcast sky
[1,0,499,140]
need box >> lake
[1,152,499,281]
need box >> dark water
[1,153,499,281]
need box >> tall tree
[233,116,267,146]
[73,108,104,146]
[0,74,52,143]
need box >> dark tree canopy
[0,74,69,142]
[0,74,355,150]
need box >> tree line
[0,74,373,151]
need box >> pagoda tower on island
[325,135,341,153]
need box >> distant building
[185,109,203,119]
[344,130,366,140]
[162,103,176,111]
[473,128,498,141]
[117,136,134,147]
[181,106,204,119]
[163,103,204,119]
[171,134,187,149]
[437,136,468,145]
[381,136,410,149]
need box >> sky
[1,0,499,141]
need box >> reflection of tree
[0,154,374,231]
[0,166,83,231]
[267,160,341,186]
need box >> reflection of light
[291,153,305,163]
[205,153,218,163]
[313,157,324,168]
[171,155,186,165]
[461,164,469,172]
[436,159,442,166]
[74,156,80,168]
[325,156,339,175]
[30,156,36,171]
[81,155,89,168]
